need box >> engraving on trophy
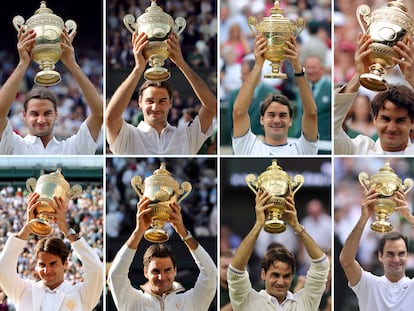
[246,160,304,233]
[12,1,77,86]
[123,0,186,82]
[131,162,192,243]
[26,168,82,237]
[359,160,413,233]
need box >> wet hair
[378,231,408,255]
[24,87,58,112]
[371,84,414,120]
[138,81,173,100]
[34,237,70,264]
[260,94,294,118]
[261,247,296,274]
[143,244,177,268]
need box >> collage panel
[106,157,217,311]
[220,0,332,155]
[334,0,414,155]
[334,157,414,311]
[220,157,332,310]
[106,0,218,155]
[0,156,104,310]
[0,0,104,155]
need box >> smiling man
[0,28,103,155]
[227,190,329,310]
[232,35,318,155]
[334,33,414,155]
[108,197,217,311]
[339,188,414,310]
[106,32,216,155]
[0,193,103,311]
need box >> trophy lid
[145,162,179,190]
[370,161,401,185]
[34,1,53,15]
[263,1,291,23]
[259,160,290,179]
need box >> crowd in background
[0,183,104,311]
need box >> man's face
[261,260,293,303]
[378,239,407,282]
[304,56,324,84]
[260,102,292,143]
[139,87,172,128]
[373,100,414,152]
[23,99,57,138]
[36,252,67,290]
[144,256,177,296]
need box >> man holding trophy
[106,1,216,155]
[0,192,104,311]
[0,2,103,155]
[107,197,217,311]
[227,189,329,310]
[334,0,414,155]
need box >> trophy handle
[356,5,370,34]
[26,177,37,193]
[402,178,413,194]
[12,16,27,32]
[291,175,304,196]
[68,184,82,200]
[131,176,144,199]
[247,16,259,35]
[294,18,306,38]
[123,14,137,34]
[245,174,258,195]
[64,20,77,39]
[358,172,370,192]
[174,17,187,36]
[177,181,192,203]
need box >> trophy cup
[359,160,413,233]
[26,168,82,237]
[356,0,414,91]
[123,0,186,82]
[131,162,192,243]
[12,1,77,86]
[248,1,305,79]
[246,160,304,233]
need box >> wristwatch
[64,228,77,237]
[294,67,305,77]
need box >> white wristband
[181,230,192,241]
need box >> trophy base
[35,70,62,87]
[360,73,388,92]
[144,67,170,82]
[28,218,52,237]
[371,220,392,233]
[144,228,169,243]
[264,72,287,79]
[264,219,286,234]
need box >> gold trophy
[12,1,77,86]
[356,0,414,91]
[246,160,304,233]
[131,162,192,243]
[123,0,186,82]
[248,1,305,79]
[26,168,82,237]
[359,160,413,233]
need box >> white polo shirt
[109,116,212,155]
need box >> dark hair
[371,84,414,120]
[260,94,294,118]
[34,237,70,264]
[261,247,296,274]
[24,87,58,112]
[378,231,408,255]
[139,81,173,100]
[143,244,177,268]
